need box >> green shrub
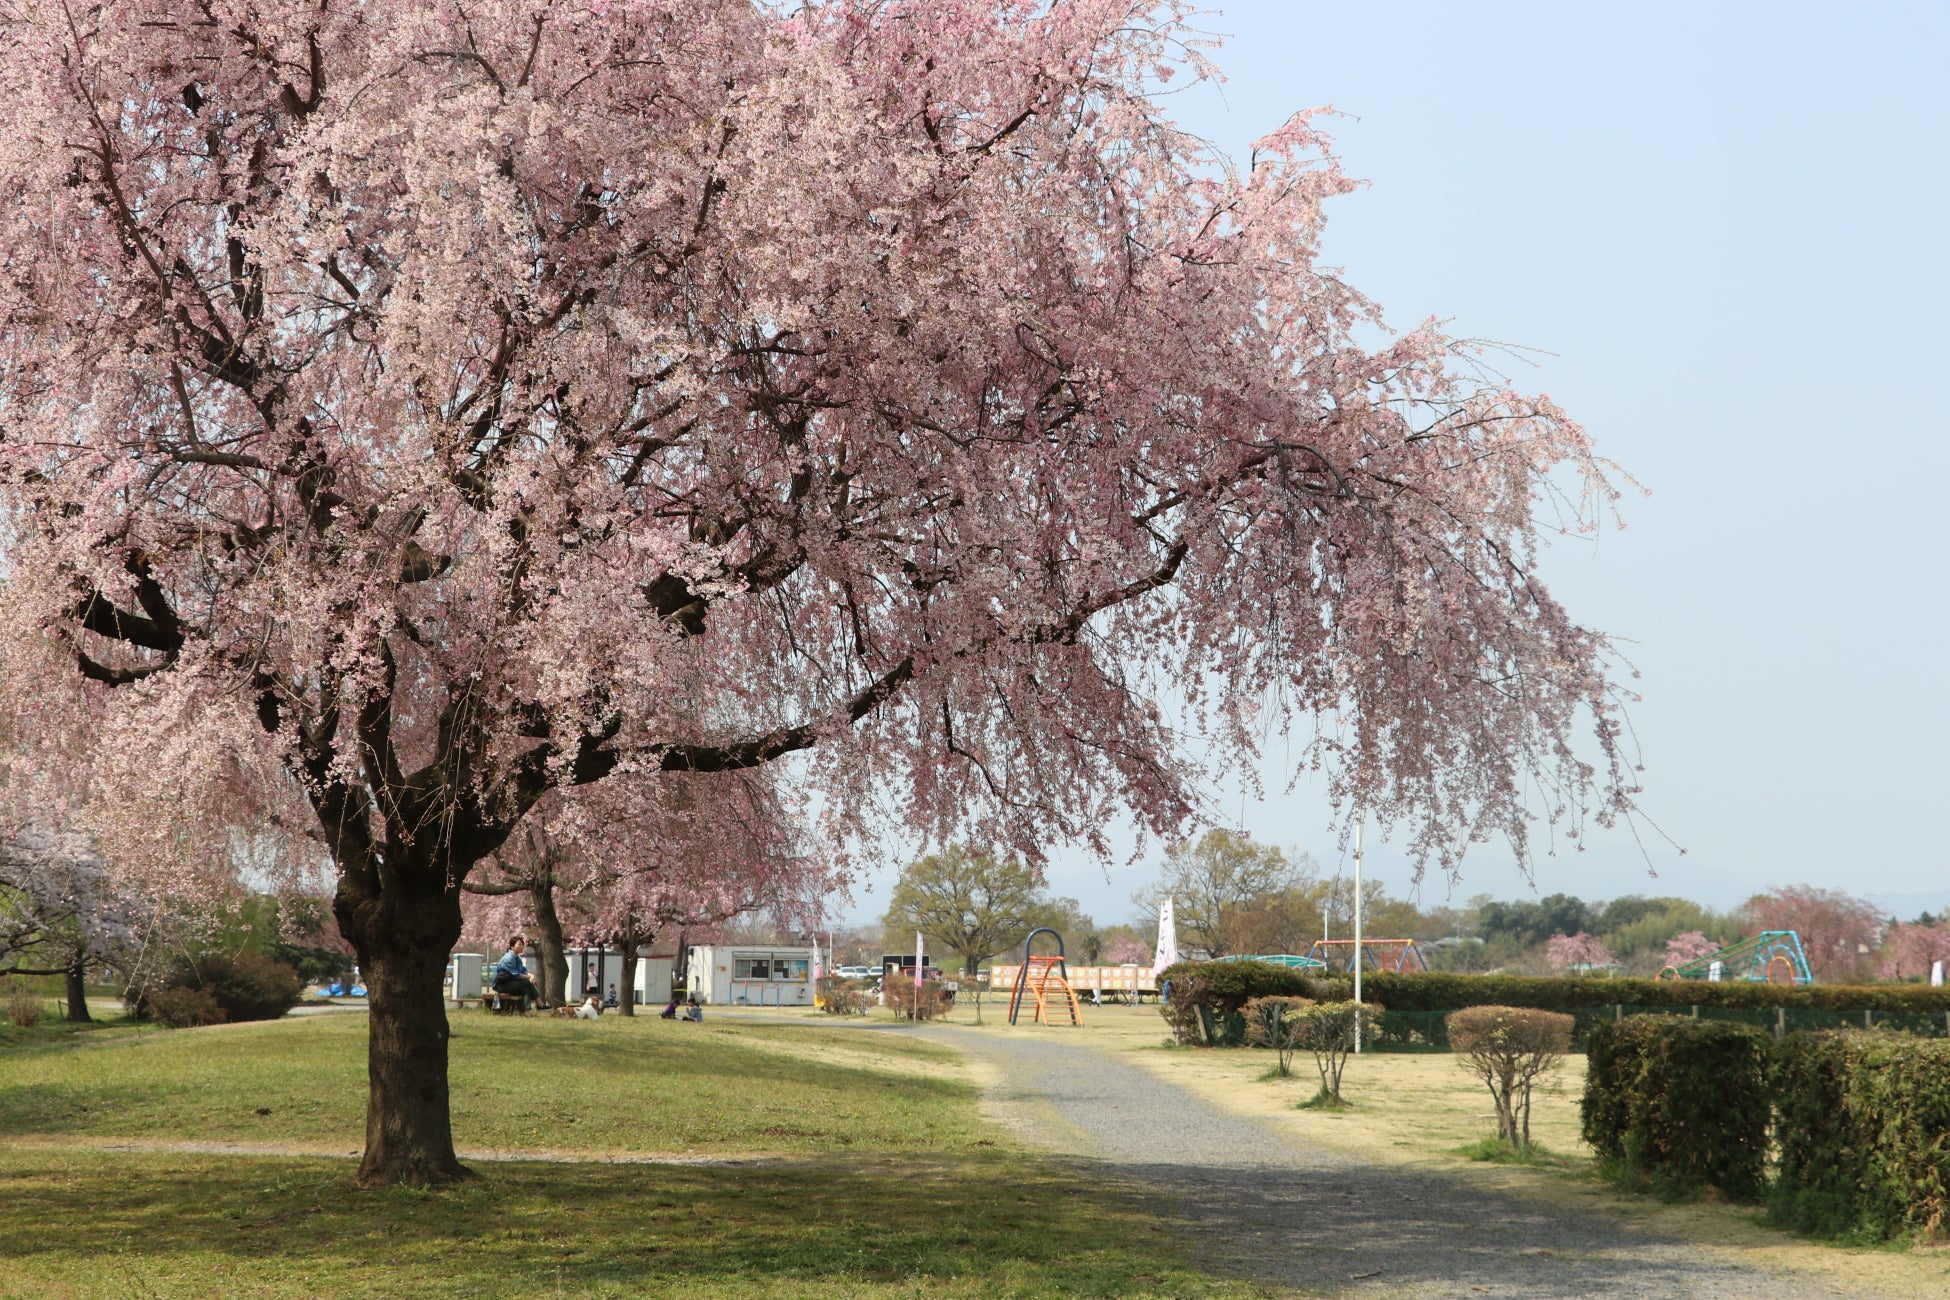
[4,978,42,1028]
[1447,1006,1574,1149]
[147,986,226,1028]
[1162,964,1950,1052]
[135,951,303,1024]
[1581,1016,1770,1202]
[1159,961,1350,1008]
[194,952,305,1022]
[1242,996,1314,1076]
[1770,1032,1950,1242]
[1159,962,1352,1046]
[1365,971,1950,1015]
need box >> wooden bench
[455,989,531,1014]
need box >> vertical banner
[915,930,924,1019]
[1933,960,1944,988]
[1151,898,1178,976]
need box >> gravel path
[905,1025,1852,1300]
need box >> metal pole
[1352,815,1364,1054]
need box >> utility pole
[1352,815,1364,1054]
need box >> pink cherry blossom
[0,1,1637,1183]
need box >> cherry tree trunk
[339,871,470,1186]
[530,884,570,1007]
[64,961,90,1023]
[617,943,639,1017]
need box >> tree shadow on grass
[1111,1156,1827,1299]
[0,1150,1254,1298]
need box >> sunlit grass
[0,1011,980,1156]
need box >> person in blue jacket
[492,935,548,1010]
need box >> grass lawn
[1,1010,989,1156]
[0,1009,1295,1299]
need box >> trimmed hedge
[1363,971,1950,1015]
[1770,1032,1950,1242]
[1161,962,1950,1050]
[1160,962,1350,1045]
[1581,1017,1771,1202]
[1159,961,1350,1009]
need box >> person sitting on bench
[492,935,548,1010]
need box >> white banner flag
[1152,897,1179,976]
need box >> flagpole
[1352,814,1364,1054]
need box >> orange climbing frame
[1007,928,1083,1026]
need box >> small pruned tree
[1294,1001,1374,1108]
[1446,1005,1574,1150]
[880,971,952,1022]
[1242,995,1314,1077]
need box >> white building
[562,946,678,1007]
[683,944,816,1006]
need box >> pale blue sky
[849,2,1950,928]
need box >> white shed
[684,945,816,1006]
[561,947,678,1008]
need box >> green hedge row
[1581,1018,1772,1201]
[1360,1005,1950,1054]
[1582,1018,1950,1240]
[1361,971,1950,1014]
[1158,962,1950,1022]
[1770,1033,1950,1242]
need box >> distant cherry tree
[1662,930,1719,969]
[1546,931,1617,973]
[0,828,140,1022]
[0,1,1635,1183]
[1880,922,1950,983]
[1744,887,1880,983]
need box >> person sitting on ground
[492,935,548,1010]
[575,993,601,1020]
[604,983,619,1009]
[682,993,703,1022]
[659,995,679,1019]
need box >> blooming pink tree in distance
[1546,932,1617,973]
[1880,922,1950,983]
[0,2,1636,1183]
[1662,930,1719,969]
[1744,887,1881,983]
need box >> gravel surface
[902,1024,1854,1300]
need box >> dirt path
[904,1023,1856,1300]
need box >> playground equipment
[1305,938,1430,974]
[1658,931,1812,985]
[1007,928,1083,1026]
[1212,953,1330,971]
